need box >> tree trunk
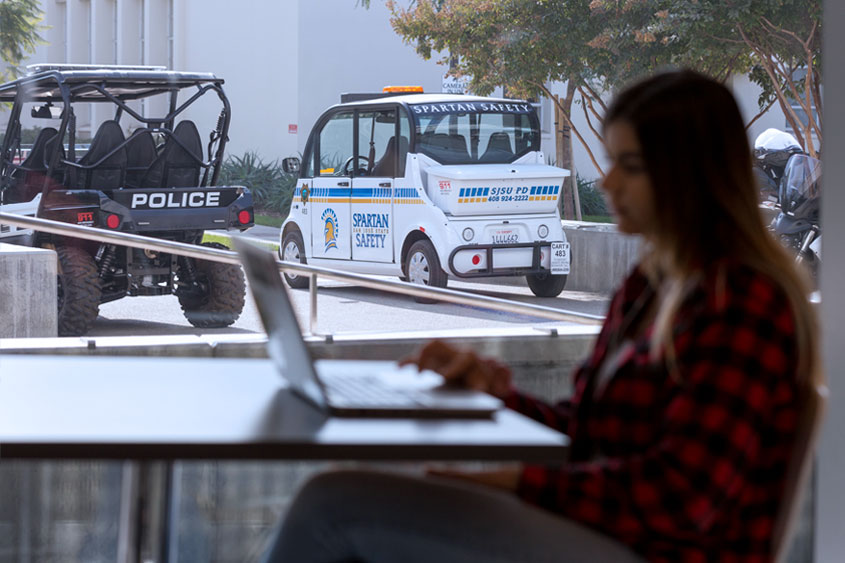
[555,82,578,220]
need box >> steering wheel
[342,155,370,176]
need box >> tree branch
[581,83,608,113]
[745,98,777,131]
[577,86,606,148]
[539,82,605,177]
[738,25,813,154]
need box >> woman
[262,70,819,563]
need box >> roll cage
[0,65,231,210]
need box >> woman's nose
[599,166,617,194]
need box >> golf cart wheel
[405,239,447,304]
[526,271,567,297]
[281,230,309,289]
[55,245,102,336]
[178,242,245,328]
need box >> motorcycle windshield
[779,154,822,219]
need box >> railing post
[309,273,318,335]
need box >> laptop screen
[232,237,328,409]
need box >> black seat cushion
[72,120,127,189]
[124,130,158,188]
[370,135,409,177]
[142,121,203,188]
[480,132,513,163]
[9,127,65,202]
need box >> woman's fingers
[399,340,512,395]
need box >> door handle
[337,181,350,187]
[378,182,392,187]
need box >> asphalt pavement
[244,224,281,242]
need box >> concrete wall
[0,244,57,338]
[562,221,641,293]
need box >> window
[410,102,539,165]
[358,109,396,177]
[316,111,353,176]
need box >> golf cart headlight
[537,224,549,238]
[462,227,474,241]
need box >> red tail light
[106,214,120,229]
[238,210,252,224]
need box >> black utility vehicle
[0,64,253,335]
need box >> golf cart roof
[0,64,223,103]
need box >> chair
[124,129,158,189]
[9,127,65,202]
[422,132,469,163]
[69,120,127,189]
[371,135,409,177]
[142,120,203,188]
[771,380,828,563]
[480,131,513,163]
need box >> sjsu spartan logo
[321,208,339,251]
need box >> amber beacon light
[382,86,424,93]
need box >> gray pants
[261,469,645,563]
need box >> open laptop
[232,237,502,418]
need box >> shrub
[577,174,610,217]
[219,151,298,217]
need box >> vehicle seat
[142,121,203,188]
[9,127,65,202]
[124,130,158,189]
[424,132,470,162]
[70,120,127,189]
[480,132,513,163]
[371,135,409,177]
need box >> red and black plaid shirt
[505,261,800,562]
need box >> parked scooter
[772,154,822,280]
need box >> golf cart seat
[69,120,127,189]
[371,135,409,177]
[8,127,65,202]
[142,120,203,188]
[124,129,158,189]
[480,132,513,163]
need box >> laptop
[232,237,502,418]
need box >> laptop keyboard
[322,374,424,407]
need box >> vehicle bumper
[448,241,560,278]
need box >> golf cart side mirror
[282,156,301,174]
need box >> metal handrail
[0,212,604,332]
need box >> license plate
[550,242,570,275]
[492,228,519,244]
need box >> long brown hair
[604,70,819,382]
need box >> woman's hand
[399,340,513,398]
[427,465,523,492]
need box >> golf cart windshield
[410,101,540,165]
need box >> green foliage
[219,152,298,218]
[650,0,822,154]
[576,175,610,218]
[384,0,823,163]
[0,0,44,82]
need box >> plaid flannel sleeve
[504,385,575,434]
[516,274,798,537]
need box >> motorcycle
[753,128,803,199]
[772,153,822,280]
[753,128,804,223]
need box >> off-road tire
[55,245,102,336]
[280,230,309,289]
[178,242,245,328]
[405,239,447,304]
[526,271,567,298]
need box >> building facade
[6,0,791,182]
